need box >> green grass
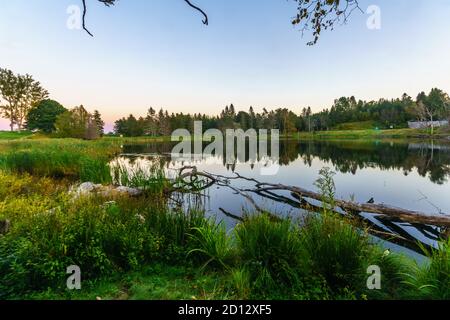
[403,238,450,299]
[333,121,380,131]
[233,214,315,298]
[27,265,229,300]
[293,127,450,140]
[0,139,448,300]
[0,130,33,140]
[0,139,121,183]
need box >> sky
[1,0,450,131]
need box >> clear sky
[1,0,450,131]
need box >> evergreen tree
[93,110,105,136]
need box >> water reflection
[123,139,450,184]
[116,139,450,255]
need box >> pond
[112,139,450,259]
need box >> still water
[113,139,450,258]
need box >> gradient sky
[1,0,450,131]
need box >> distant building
[407,120,449,129]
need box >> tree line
[2,68,450,138]
[114,89,450,137]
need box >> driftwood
[172,167,450,228]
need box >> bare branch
[81,0,209,37]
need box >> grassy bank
[293,127,450,140]
[0,138,448,300]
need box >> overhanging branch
[81,0,209,37]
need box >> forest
[113,89,450,137]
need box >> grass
[293,127,450,140]
[0,131,33,140]
[403,238,450,299]
[333,121,380,131]
[0,139,121,183]
[188,221,235,271]
[27,265,229,300]
[0,138,448,300]
[233,214,313,298]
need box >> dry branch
[173,167,450,228]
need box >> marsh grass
[301,213,371,294]
[110,159,169,194]
[0,139,120,183]
[188,220,235,271]
[403,239,450,299]
[234,214,311,296]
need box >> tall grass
[403,239,450,299]
[301,213,370,293]
[234,214,313,297]
[110,158,169,194]
[0,139,120,183]
[188,220,234,271]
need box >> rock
[116,186,143,197]
[70,182,143,199]
[78,182,102,194]
[0,219,11,235]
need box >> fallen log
[174,167,450,228]
[251,183,450,228]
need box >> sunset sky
[1,0,450,131]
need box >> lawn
[0,131,34,140]
[294,127,450,140]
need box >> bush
[0,190,205,297]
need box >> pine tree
[93,110,105,136]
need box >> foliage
[0,141,448,300]
[112,89,450,137]
[292,0,362,45]
[55,105,100,140]
[188,221,234,271]
[301,213,371,294]
[26,99,67,133]
[0,68,49,131]
[93,110,105,136]
[0,139,120,183]
[403,238,450,299]
[314,167,336,210]
[234,214,313,297]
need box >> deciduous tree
[26,99,67,133]
[0,68,48,131]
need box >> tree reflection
[122,139,450,184]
